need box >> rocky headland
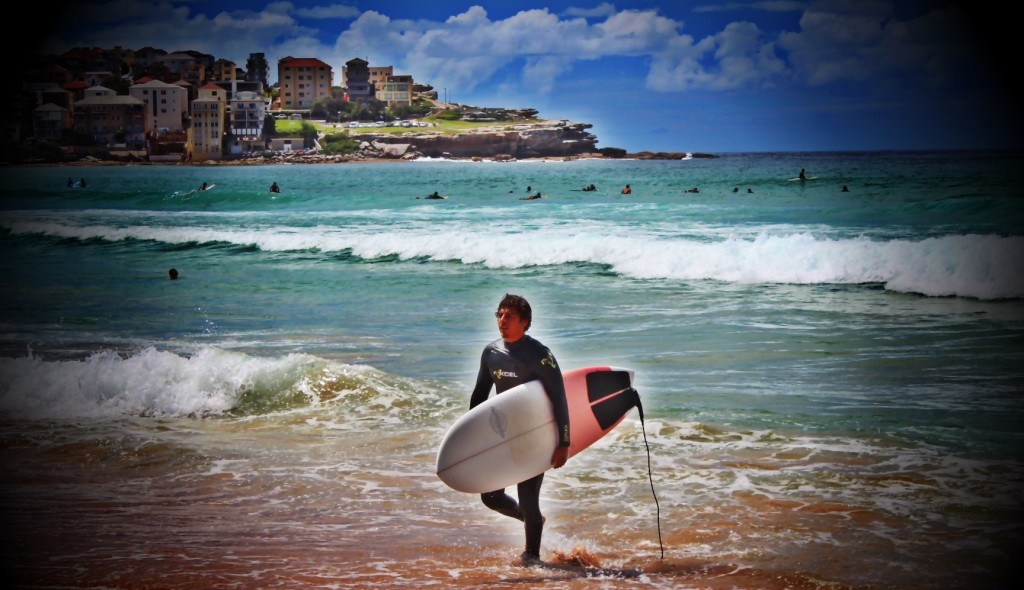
[35,117,714,167]
[361,119,602,159]
[333,118,710,162]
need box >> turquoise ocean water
[1,151,1022,589]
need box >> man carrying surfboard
[468,293,570,564]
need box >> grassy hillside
[273,115,540,137]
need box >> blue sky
[28,1,1021,153]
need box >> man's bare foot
[519,551,541,565]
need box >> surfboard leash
[627,387,664,559]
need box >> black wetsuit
[469,334,570,558]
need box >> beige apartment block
[129,79,189,133]
[278,57,333,110]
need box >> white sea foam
[0,345,460,425]
[0,347,338,420]
[4,209,1023,299]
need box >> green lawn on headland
[273,116,540,137]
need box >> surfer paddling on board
[469,293,570,564]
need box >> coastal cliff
[34,117,704,166]
[352,119,600,159]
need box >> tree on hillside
[389,99,431,120]
[101,73,130,95]
[298,121,319,148]
[262,114,276,139]
[312,95,348,121]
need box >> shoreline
[5,150,711,168]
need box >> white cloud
[713,21,786,89]
[521,56,575,94]
[563,2,617,19]
[646,20,786,92]
[36,1,989,101]
[334,6,597,92]
[776,1,980,88]
[595,9,681,54]
[370,7,685,92]
[694,1,806,14]
[646,34,718,92]
[293,2,360,20]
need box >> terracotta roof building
[277,57,333,111]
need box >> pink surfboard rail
[436,366,639,493]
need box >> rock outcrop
[353,119,599,159]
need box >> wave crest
[0,347,458,422]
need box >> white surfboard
[436,366,638,493]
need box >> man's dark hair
[498,293,532,330]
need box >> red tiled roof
[280,57,331,68]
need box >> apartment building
[189,83,226,161]
[278,57,332,110]
[31,83,75,140]
[33,103,71,141]
[158,52,201,77]
[245,53,269,88]
[368,65,393,87]
[134,47,168,70]
[376,75,413,108]
[343,59,417,106]
[227,90,268,155]
[178,63,206,96]
[342,58,373,103]
[15,45,429,156]
[212,59,237,82]
[72,85,146,148]
[129,79,188,133]
[43,65,74,86]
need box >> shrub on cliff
[433,108,464,121]
[320,131,360,155]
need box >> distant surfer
[269,182,280,193]
[841,185,849,192]
[168,268,178,280]
[621,184,631,194]
[799,168,807,181]
[520,192,543,200]
[468,294,570,564]
[199,182,208,192]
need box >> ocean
[1,151,1022,589]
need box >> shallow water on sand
[2,152,1022,588]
